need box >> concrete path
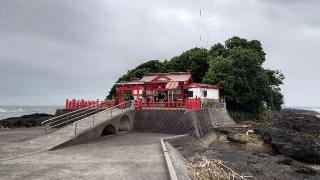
[0,132,172,180]
[0,108,127,160]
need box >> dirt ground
[170,135,320,180]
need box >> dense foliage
[107,37,285,119]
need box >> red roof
[140,72,192,82]
[186,83,222,90]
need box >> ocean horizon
[0,106,62,120]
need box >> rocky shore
[0,113,54,128]
[170,109,320,179]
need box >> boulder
[0,113,53,128]
[254,127,320,164]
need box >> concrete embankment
[134,108,234,138]
[51,107,234,150]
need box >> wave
[312,108,320,118]
[0,109,8,113]
[0,106,61,120]
[312,108,320,113]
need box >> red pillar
[88,100,91,109]
[152,98,154,109]
[72,99,76,110]
[91,100,95,109]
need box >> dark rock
[268,109,320,138]
[295,168,317,175]
[278,158,293,165]
[254,127,320,164]
[0,113,54,128]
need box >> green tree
[203,37,284,117]
[106,60,163,99]
[107,36,285,120]
[163,48,209,82]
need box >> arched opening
[101,124,116,136]
[119,115,130,131]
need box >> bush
[229,111,256,122]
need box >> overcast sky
[0,0,319,107]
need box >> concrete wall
[185,108,234,138]
[134,110,194,135]
[51,110,136,150]
[134,108,233,137]
[52,107,234,149]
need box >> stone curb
[160,134,189,180]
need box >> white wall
[188,88,202,98]
[188,88,219,100]
[206,89,219,100]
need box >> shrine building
[115,72,222,104]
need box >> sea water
[313,108,320,118]
[300,107,320,118]
[0,106,61,120]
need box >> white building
[186,83,222,101]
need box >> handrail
[41,101,105,125]
[42,100,129,133]
[49,110,97,129]
[72,100,133,125]
[45,107,95,126]
[72,100,134,135]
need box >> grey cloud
[0,0,319,106]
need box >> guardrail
[134,98,202,110]
[72,100,134,135]
[41,100,133,133]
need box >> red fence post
[192,99,193,109]
[72,99,76,110]
[75,100,78,109]
[70,99,73,110]
[97,99,100,110]
[152,99,154,109]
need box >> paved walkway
[0,132,171,180]
[0,108,126,160]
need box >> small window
[203,90,207,97]
[187,91,193,98]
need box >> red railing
[134,98,201,110]
[66,98,201,110]
[65,99,115,110]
